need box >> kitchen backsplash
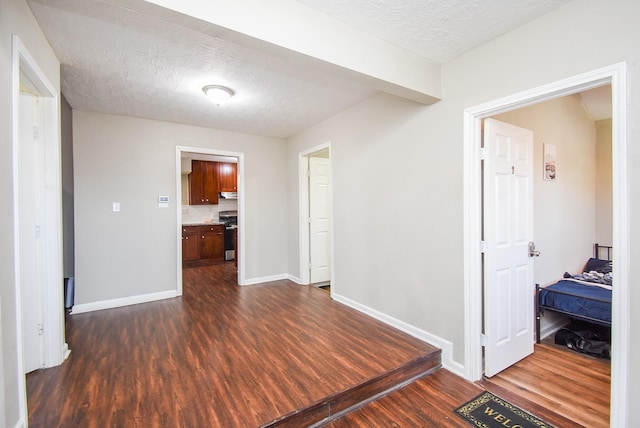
[182,198,238,224]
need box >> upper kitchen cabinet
[217,162,237,192]
[189,160,218,205]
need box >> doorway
[298,143,333,287]
[175,146,244,293]
[12,35,68,423]
[463,63,628,426]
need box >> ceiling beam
[135,0,441,104]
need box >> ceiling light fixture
[202,85,234,105]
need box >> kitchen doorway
[175,146,245,294]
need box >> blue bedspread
[539,280,612,323]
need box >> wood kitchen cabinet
[200,224,224,260]
[182,224,225,264]
[181,226,201,261]
[217,162,237,192]
[189,160,218,205]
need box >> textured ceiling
[28,0,574,138]
[28,0,377,138]
[296,0,571,62]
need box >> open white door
[483,118,535,377]
[309,157,331,284]
[19,92,46,373]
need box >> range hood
[219,192,238,199]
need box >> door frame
[12,35,68,423]
[463,62,629,426]
[298,142,333,285]
[175,146,245,292]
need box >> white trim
[242,273,290,286]
[175,146,245,290]
[287,274,303,284]
[11,34,67,426]
[609,62,629,428]
[241,273,289,285]
[463,62,629,427]
[298,155,310,285]
[70,290,178,314]
[538,318,569,342]
[297,142,333,285]
[333,293,465,378]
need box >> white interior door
[19,92,46,373]
[309,157,331,284]
[483,118,535,377]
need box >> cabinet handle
[185,237,188,240]
[202,236,205,239]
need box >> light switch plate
[113,202,120,212]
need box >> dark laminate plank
[329,369,582,428]
[27,262,439,427]
[328,369,484,427]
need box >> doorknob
[529,241,540,257]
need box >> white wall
[287,0,640,414]
[73,111,288,305]
[596,119,613,246]
[493,94,598,286]
[0,0,61,425]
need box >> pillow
[583,257,612,274]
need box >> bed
[535,243,612,344]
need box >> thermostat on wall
[158,195,169,208]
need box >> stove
[218,211,237,260]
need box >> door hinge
[480,240,486,253]
[481,334,487,346]
[33,126,40,140]
[308,262,312,269]
[306,170,311,178]
[38,323,44,336]
[307,217,311,224]
[479,147,487,160]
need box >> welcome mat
[455,391,553,428]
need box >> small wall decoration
[543,143,556,181]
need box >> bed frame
[535,243,612,344]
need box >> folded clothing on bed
[561,257,613,288]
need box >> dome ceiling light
[202,85,235,105]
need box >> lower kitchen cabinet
[182,224,225,264]
[182,226,200,261]
[200,224,224,260]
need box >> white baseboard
[539,315,570,341]
[332,293,465,378]
[71,290,178,314]
[241,273,289,286]
[287,274,303,285]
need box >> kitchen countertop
[182,221,226,226]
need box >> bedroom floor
[479,339,611,428]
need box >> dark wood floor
[332,341,610,427]
[27,262,440,427]
[27,262,611,427]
